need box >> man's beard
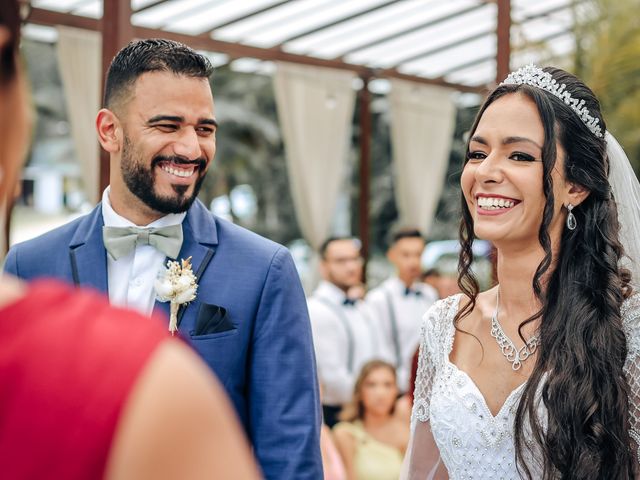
[121,136,207,214]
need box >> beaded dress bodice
[407,294,640,480]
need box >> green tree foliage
[576,0,640,171]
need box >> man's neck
[107,185,164,226]
[329,282,349,295]
[397,275,414,289]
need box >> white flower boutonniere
[154,256,198,335]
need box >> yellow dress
[333,421,404,480]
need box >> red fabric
[0,280,169,479]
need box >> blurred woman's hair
[0,0,20,85]
[339,360,397,422]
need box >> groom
[5,39,322,479]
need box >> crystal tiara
[500,64,603,138]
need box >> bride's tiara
[500,64,603,138]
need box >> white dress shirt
[101,187,186,316]
[366,276,438,392]
[308,281,382,406]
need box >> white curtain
[273,62,357,251]
[389,79,456,235]
[56,26,102,204]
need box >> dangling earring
[566,203,577,230]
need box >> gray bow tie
[102,224,183,260]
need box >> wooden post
[358,76,371,279]
[99,0,132,194]
[496,0,511,83]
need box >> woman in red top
[0,3,260,479]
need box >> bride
[403,65,640,479]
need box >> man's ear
[96,108,122,154]
[566,182,590,208]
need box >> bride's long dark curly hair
[456,67,634,479]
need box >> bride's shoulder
[420,294,463,347]
[622,292,640,341]
[423,294,463,326]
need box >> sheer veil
[606,131,640,289]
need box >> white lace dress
[402,294,640,479]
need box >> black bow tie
[404,287,423,297]
[343,298,357,306]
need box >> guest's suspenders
[317,297,355,373]
[384,289,402,369]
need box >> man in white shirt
[366,229,438,394]
[308,237,380,427]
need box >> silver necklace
[490,288,540,371]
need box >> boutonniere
[154,256,198,335]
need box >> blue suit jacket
[5,199,323,479]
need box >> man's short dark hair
[104,38,214,109]
[319,236,361,259]
[389,228,424,247]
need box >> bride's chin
[472,227,496,241]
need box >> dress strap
[384,289,402,369]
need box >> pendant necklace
[490,287,540,371]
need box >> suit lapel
[68,205,109,293]
[152,200,218,327]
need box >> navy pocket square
[192,303,235,336]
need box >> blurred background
[10,0,639,291]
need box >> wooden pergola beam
[496,0,511,83]
[27,7,484,93]
[29,7,99,30]
[100,0,132,193]
[141,25,484,93]
[358,75,372,273]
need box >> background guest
[333,360,409,480]
[308,237,382,428]
[366,229,437,394]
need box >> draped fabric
[389,80,456,235]
[56,27,101,204]
[273,62,357,251]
